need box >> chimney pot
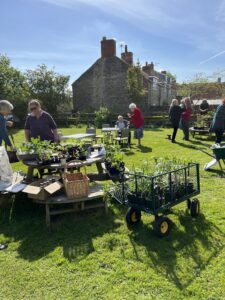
[101,37,116,58]
[121,45,133,65]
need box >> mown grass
[1,126,225,299]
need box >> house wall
[72,56,130,113]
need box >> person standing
[0,100,13,251]
[169,99,182,143]
[199,99,210,115]
[180,97,192,141]
[128,103,144,147]
[211,99,225,144]
[0,100,14,148]
[24,99,58,142]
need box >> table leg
[96,162,104,174]
[26,166,35,182]
[104,201,108,214]
[45,204,51,227]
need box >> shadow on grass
[0,194,119,262]
[176,142,198,150]
[122,149,136,156]
[136,145,152,153]
[127,211,225,290]
[144,127,163,132]
[204,168,224,177]
[189,139,213,149]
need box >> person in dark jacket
[211,99,225,144]
[169,99,183,143]
[0,100,13,148]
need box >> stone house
[72,37,176,113]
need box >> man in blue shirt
[24,99,58,142]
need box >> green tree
[26,64,71,115]
[177,71,225,99]
[166,71,176,81]
[0,54,30,120]
[127,63,147,104]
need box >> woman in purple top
[24,99,58,142]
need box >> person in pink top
[180,97,192,141]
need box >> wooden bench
[32,184,107,226]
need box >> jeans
[215,129,224,144]
[181,119,190,140]
[172,127,178,141]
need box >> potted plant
[77,142,89,161]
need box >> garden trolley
[110,163,200,237]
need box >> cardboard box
[23,176,63,201]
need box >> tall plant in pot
[105,144,125,176]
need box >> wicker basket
[63,160,89,199]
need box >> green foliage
[166,71,177,81]
[177,71,225,99]
[26,64,71,115]
[127,63,147,104]
[94,106,112,128]
[0,55,30,120]
[2,127,225,299]
[0,55,72,121]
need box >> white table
[102,128,119,132]
[61,133,96,140]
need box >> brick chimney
[101,37,116,58]
[121,45,133,65]
[142,62,154,75]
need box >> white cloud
[37,0,225,52]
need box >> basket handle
[64,160,87,174]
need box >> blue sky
[1,0,225,84]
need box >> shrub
[94,106,112,128]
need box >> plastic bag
[0,146,13,191]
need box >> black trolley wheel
[125,207,141,226]
[190,198,200,217]
[153,216,171,237]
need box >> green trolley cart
[110,163,200,237]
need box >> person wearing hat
[211,99,225,144]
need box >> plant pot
[108,167,120,175]
[127,193,147,206]
[164,191,172,203]
[187,182,194,194]
[176,185,185,198]
[79,155,87,161]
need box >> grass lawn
[1,126,225,299]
